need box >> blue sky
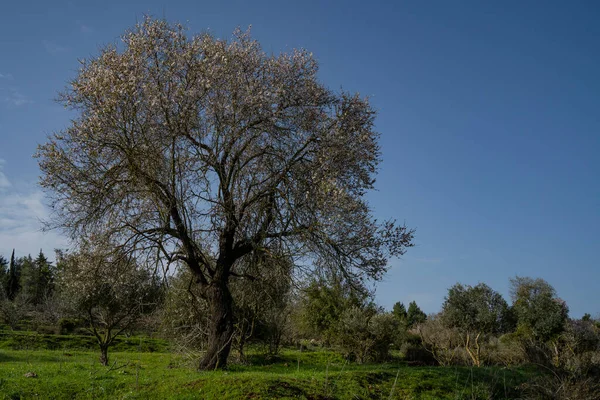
[0,1,598,317]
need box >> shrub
[336,307,398,363]
[58,318,77,334]
[35,325,56,335]
[416,315,467,366]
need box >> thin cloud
[0,165,68,258]
[42,40,69,55]
[77,21,94,34]
[0,72,13,79]
[0,159,11,188]
[2,88,32,106]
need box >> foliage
[518,319,600,400]
[392,301,407,322]
[406,300,427,328]
[510,276,569,344]
[58,240,163,365]
[36,16,414,369]
[296,279,366,343]
[5,250,20,301]
[20,250,55,306]
[335,305,399,363]
[441,283,512,366]
[0,293,30,330]
[416,314,464,366]
[0,255,7,298]
[162,256,292,360]
[160,268,210,352]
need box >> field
[0,332,535,400]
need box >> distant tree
[416,313,463,366]
[510,277,569,343]
[407,301,427,328]
[36,17,414,369]
[21,250,55,305]
[59,239,163,365]
[299,279,366,344]
[441,283,511,366]
[392,301,407,322]
[0,255,7,297]
[6,250,21,301]
[582,313,592,322]
[337,305,399,363]
[510,277,569,367]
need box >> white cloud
[0,162,68,259]
[77,21,94,34]
[42,40,69,55]
[0,159,11,188]
[0,73,32,107]
[1,88,32,106]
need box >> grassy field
[0,334,534,399]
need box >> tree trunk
[199,281,234,370]
[99,344,109,366]
[464,332,481,367]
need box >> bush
[35,325,57,335]
[58,318,78,334]
[518,319,600,399]
[485,334,526,366]
[336,307,398,363]
[416,316,467,366]
[401,341,437,365]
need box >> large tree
[36,17,414,369]
[510,277,568,343]
[441,283,511,366]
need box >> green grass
[0,341,533,399]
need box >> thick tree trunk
[99,344,109,366]
[199,281,234,370]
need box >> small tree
[441,283,511,366]
[406,301,427,328]
[59,240,162,365]
[337,305,398,363]
[298,279,366,344]
[416,314,463,366]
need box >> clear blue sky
[0,1,598,317]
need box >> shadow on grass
[0,351,19,362]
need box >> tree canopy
[36,17,414,369]
[510,276,568,342]
[441,283,511,366]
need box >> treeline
[1,248,599,396]
[0,250,57,306]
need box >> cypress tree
[6,249,20,301]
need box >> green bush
[58,318,78,334]
[35,325,57,335]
